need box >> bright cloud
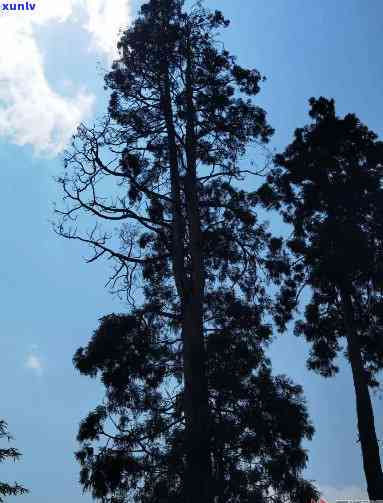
[84,0,132,58]
[25,351,44,375]
[0,0,133,155]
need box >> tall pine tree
[259,97,383,499]
[56,1,318,501]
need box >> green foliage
[74,312,316,503]
[260,96,383,384]
[0,421,28,502]
[57,1,318,501]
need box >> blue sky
[0,1,382,502]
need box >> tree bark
[340,282,383,500]
[161,52,212,502]
[182,42,212,503]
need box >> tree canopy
[0,421,27,502]
[56,1,318,502]
[259,96,383,499]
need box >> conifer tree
[56,1,318,501]
[259,97,383,500]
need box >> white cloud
[320,484,368,503]
[84,0,132,59]
[25,351,44,375]
[0,0,133,155]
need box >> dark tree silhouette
[0,421,28,502]
[73,313,316,503]
[259,96,383,500]
[56,1,318,501]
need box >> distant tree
[0,421,28,502]
[56,1,318,501]
[259,97,383,500]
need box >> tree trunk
[161,55,212,502]
[182,302,211,503]
[340,283,383,500]
[182,43,212,503]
